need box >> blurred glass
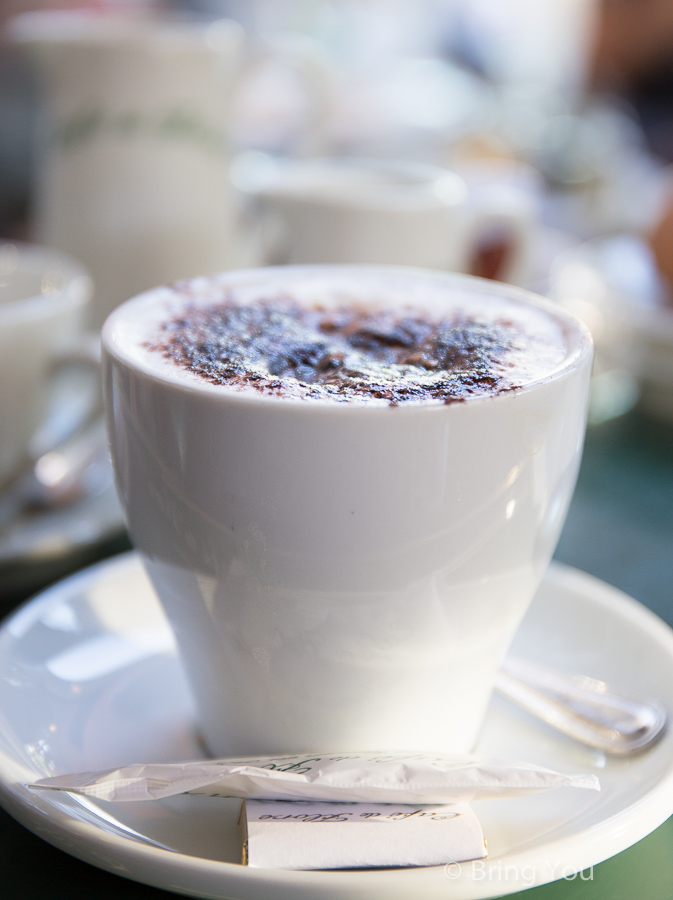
[547,234,673,423]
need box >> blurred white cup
[0,241,95,489]
[233,156,534,284]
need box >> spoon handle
[495,656,667,754]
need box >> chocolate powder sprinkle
[150,296,526,404]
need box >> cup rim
[0,241,93,326]
[102,264,594,409]
[237,155,468,212]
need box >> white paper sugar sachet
[240,800,487,870]
[30,751,599,803]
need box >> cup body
[0,241,92,488]
[103,266,593,756]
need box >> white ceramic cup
[0,241,94,490]
[103,266,593,756]
[234,156,534,283]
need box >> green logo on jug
[55,107,225,155]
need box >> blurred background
[2,0,673,246]
[1,0,673,602]
[2,4,673,899]
[1,0,672,598]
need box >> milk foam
[106,267,577,403]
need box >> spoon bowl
[496,655,667,754]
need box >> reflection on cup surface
[103,265,593,757]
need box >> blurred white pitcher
[11,11,330,328]
[234,156,534,284]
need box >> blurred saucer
[0,465,127,607]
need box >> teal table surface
[0,409,672,899]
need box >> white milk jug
[12,11,326,328]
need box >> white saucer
[1,554,673,900]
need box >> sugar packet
[31,751,599,804]
[240,799,487,869]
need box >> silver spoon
[496,656,667,754]
[0,419,109,531]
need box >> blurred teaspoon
[496,656,666,754]
[0,419,109,530]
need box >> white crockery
[236,157,534,284]
[2,556,673,898]
[102,266,593,756]
[549,235,673,422]
[11,11,245,329]
[11,10,332,328]
[0,241,92,488]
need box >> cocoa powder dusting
[149,295,526,404]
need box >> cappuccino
[103,266,592,757]
[129,267,569,405]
